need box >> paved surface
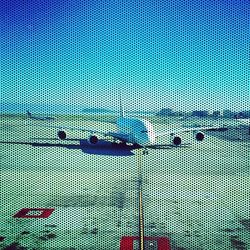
[0,117,249,249]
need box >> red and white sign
[13,208,55,218]
[120,236,171,250]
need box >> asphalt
[0,117,249,250]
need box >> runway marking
[133,149,172,250]
[139,189,144,249]
[120,236,171,250]
[136,149,145,250]
[13,208,55,218]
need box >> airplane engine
[195,132,205,141]
[87,134,99,145]
[58,130,67,140]
[171,135,182,146]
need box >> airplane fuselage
[27,111,55,121]
[31,117,54,121]
[116,117,156,146]
[237,119,250,125]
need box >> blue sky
[1,0,249,112]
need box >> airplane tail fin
[119,89,125,118]
[27,110,32,117]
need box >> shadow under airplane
[0,139,193,157]
[0,139,141,156]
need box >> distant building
[157,108,174,116]
[223,110,234,118]
[175,111,186,117]
[234,112,244,119]
[238,111,250,119]
[243,111,250,118]
[192,110,209,117]
[212,111,221,117]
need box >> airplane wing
[27,123,127,141]
[38,124,110,136]
[155,126,228,138]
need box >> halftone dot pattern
[1,0,249,249]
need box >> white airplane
[236,118,250,126]
[53,96,227,153]
[27,110,55,121]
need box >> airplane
[236,118,250,126]
[50,95,228,154]
[27,110,55,121]
[236,118,250,135]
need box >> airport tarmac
[0,115,249,250]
